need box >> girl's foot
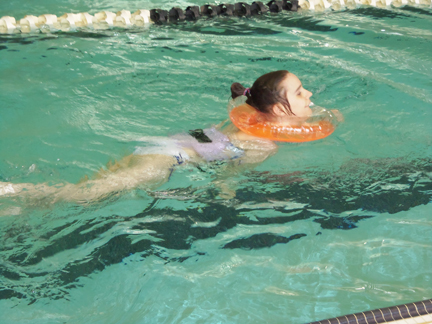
[0,182,17,196]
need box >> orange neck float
[229,103,336,143]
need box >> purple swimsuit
[172,128,244,162]
[133,128,244,164]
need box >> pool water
[1,1,432,323]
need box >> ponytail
[231,82,247,99]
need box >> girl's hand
[215,180,237,200]
[331,109,344,122]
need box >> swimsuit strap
[188,129,212,143]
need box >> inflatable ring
[229,103,336,142]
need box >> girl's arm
[212,129,278,199]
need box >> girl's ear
[271,104,286,117]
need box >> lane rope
[1,0,431,34]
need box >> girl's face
[274,73,313,121]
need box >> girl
[0,70,339,203]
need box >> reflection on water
[1,156,431,303]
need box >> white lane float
[131,10,151,26]
[19,15,39,33]
[37,14,58,32]
[57,13,81,31]
[93,11,116,29]
[114,10,132,28]
[0,16,19,34]
[392,0,409,6]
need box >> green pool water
[1,1,432,323]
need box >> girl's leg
[55,154,178,202]
[1,154,178,203]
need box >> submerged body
[0,70,341,203]
[0,123,277,203]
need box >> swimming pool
[1,1,432,323]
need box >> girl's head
[231,70,313,121]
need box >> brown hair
[230,70,294,115]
